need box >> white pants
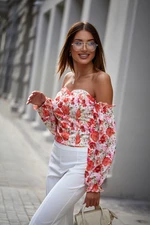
[29,140,88,225]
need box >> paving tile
[0,211,7,217]
[0,208,5,213]
[0,222,10,225]
[17,213,29,222]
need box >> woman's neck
[73,63,95,79]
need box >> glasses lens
[72,41,82,51]
[87,41,97,51]
[72,41,97,52]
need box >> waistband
[54,140,88,152]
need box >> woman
[27,21,116,225]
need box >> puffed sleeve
[85,102,116,192]
[34,97,57,135]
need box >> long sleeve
[35,97,57,135]
[85,102,116,192]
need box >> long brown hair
[57,21,106,78]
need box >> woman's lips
[78,54,89,59]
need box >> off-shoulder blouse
[36,86,116,192]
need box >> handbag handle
[80,205,102,213]
[80,205,105,225]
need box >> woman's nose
[82,42,87,50]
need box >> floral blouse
[36,87,116,192]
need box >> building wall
[103,0,150,200]
[0,0,40,112]
[10,0,40,113]
[0,0,19,98]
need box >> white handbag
[74,205,118,225]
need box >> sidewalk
[0,98,51,225]
[0,98,150,225]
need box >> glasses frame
[71,41,98,52]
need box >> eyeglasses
[71,41,98,52]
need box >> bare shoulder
[94,71,111,83]
[62,71,74,87]
[93,71,113,104]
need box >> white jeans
[29,140,87,225]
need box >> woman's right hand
[26,91,46,107]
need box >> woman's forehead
[73,30,94,40]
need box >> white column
[23,8,50,121]
[101,0,133,196]
[81,0,109,44]
[103,0,130,99]
[33,6,62,129]
[52,0,83,98]
[81,0,92,21]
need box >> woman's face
[70,30,97,66]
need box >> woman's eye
[75,42,82,46]
[87,41,95,46]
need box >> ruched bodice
[53,87,99,146]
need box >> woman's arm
[84,73,116,207]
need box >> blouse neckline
[63,86,114,107]
[63,86,96,102]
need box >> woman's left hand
[84,192,100,207]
